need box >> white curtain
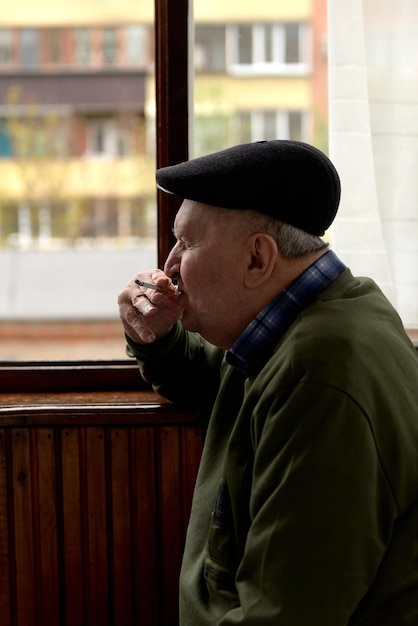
[328,0,418,329]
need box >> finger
[133,293,159,316]
[122,304,156,344]
[151,275,177,295]
[119,286,166,344]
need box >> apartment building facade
[0,0,327,248]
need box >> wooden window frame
[155,0,189,268]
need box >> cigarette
[135,278,175,295]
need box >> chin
[180,311,200,333]
[180,310,225,347]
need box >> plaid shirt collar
[226,250,346,375]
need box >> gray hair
[264,218,329,259]
[236,209,328,259]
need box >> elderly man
[118,140,417,625]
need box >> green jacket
[127,269,418,625]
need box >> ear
[244,233,278,288]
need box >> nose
[164,245,180,281]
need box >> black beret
[156,140,341,236]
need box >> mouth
[174,278,185,297]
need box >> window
[0,120,12,156]
[20,29,39,67]
[0,9,157,360]
[125,25,146,65]
[0,29,12,65]
[236,24,252,64]
[73,28,91,65]
[237,110,308,143]
[226,22,311,75]
[102,28,118,65]
[1,112,68,158]
[1,0,416,363]
[194,22,311,75]
[44,28,64,64]
[86,117,131,156]
[195,25,226,71]
[285,23,301,63]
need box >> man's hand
[118,271,184,344]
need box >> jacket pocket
[204,480,240,606]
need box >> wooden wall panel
[11,428,36,626]
[0,402,202,626]
[158,426,183,624]
[0,429,11,626]
[33,428,60,626]
[110,427,134,626]
[61,427,84,626]
[84,426,109,625]
[132,426,159,625]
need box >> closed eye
[172,227,197,249]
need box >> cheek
[182,244,237,301]
[181,256,218,308]
[181,252,206,284]
[182,264,209,297]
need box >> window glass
[236,25,252,64]
[86,117,132,156]
[0,29,12,65]
[102,28,118,65]
[285,23,300,63]
[194,5,316,161]
[263,24,274,62]
[0,1,156,360]
[73,28,91,65]
[45,28,64,64]
[288,110,305,141]
[195,25,225,71]
[262,110,278,139]
[193,114,230,157]
[126,25,146,65]
[225,20,310,73]
[0,120,12,156]
[21,29,39,66]
[237,112,252,144]
[1,1,416,361]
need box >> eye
[178,237,192,250]
[172,228,194,250]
